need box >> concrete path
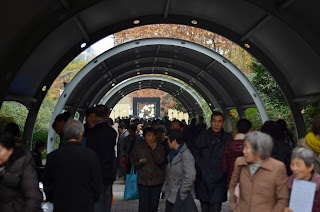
[42,179,230,212]
[111,179,230,212]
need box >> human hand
[284,208,294,212]
[139,158,147,164]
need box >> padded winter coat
[0,152,43,212]
[162,144,196,204]
[131,140,166,186]
[221,133,245,189]
[229,157,289,212]
[194,128,232,203]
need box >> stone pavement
[111,179,230,212]
[42,178,230,212]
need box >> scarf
[169,143,184,164]
[306,132,320,155]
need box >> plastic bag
[172,190,198,212]
[123,166,139,200]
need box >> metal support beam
[156,45,161,55]
[196,70,204,78]
[293,93,320,105]
[5,94,37,104]
[279,0,295,9]
[23,103,38,150]
[240,15,272,42]
[205,59,217,70]
[164,0,171,19]
[223,108,233,132]
[73,16,90,41]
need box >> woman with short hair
[162,129,197,212]
[284,147,320,212]
[229,131,289,212]
[131,127,166,212]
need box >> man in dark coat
[86,105,117,212]
[44,119,103,212]
[194,111,233,212]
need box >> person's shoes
[120,181,125,185]
[118,174,123,178]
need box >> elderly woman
[162,129,197,212]
[229,131,289,212]
[284,147,320,212]
[0,132,43,212]
[131,127,166,212]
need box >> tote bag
[172,190,198,212]
[123,166,139,200]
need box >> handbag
[123,165,139,200]
[120,136,136,168]
[120,154,129,168]
[172,190,198,212]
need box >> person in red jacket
[221,119,251,189]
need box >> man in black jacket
[86,105,117,212]
[44,119,103,212]
[194,111,232,212]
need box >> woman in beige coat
[229,131,289,212]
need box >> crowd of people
[0,105,320,212]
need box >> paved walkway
[42,179,230,212]
[111,179,230,212]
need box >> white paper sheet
[289,178,316,212]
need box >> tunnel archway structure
[46,38,267,152]
[99,75,208,116]
[1,0,319,148]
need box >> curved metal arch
[68,52,255,123]
[68,68,219,116]
[85,69,221,113]
[106,84,199,117]
[47,38,267,153]
[72,57,222,112]
[92,39,266,119]
[6,0,314,148]
[68,54,230,116]
[75,55,259,125]
[100,76,207,115]
[103,81,199,114]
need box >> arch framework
[46,38,267,153]
[1,0,317,148]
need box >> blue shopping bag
[123,166,139,200]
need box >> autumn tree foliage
[114,24,253,73]
[47,53,95,100]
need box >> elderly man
[44,119,103,212]
[194,111,232,212]
[86,105,117,212]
